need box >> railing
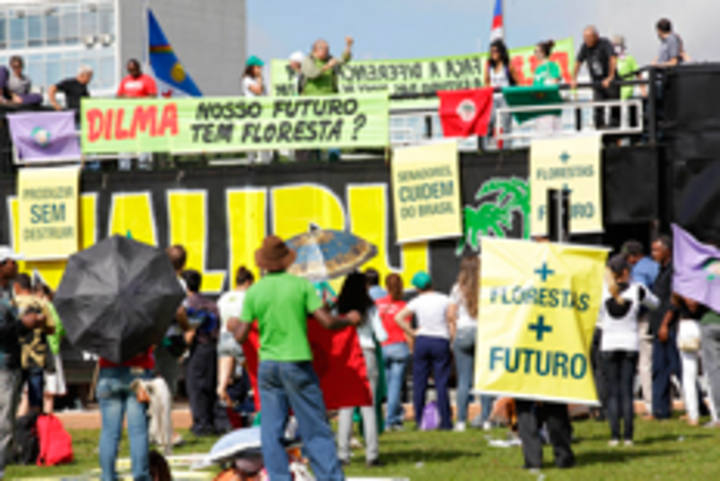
[494,98,645,142]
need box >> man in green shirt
[234,235,361,481]
[300,37,353,96]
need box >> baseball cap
[289,51,305,63]
[0,246,23,263]
[246,55,265,67]
[411,271,432,290]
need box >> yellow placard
[17,166,80,260]
[474,237,608,404]
[391,141,462,243]
[530,134,602,236]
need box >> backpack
[12,413,39,464]
[420,401,440,431]
[36,414,73,466]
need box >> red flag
[438,87,494,137]
[242,318,372,411]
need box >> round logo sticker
[456,99,477,123]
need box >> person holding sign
[598,255,659,446]
[483,40,518,150]
[395,271,454,430]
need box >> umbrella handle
[87,361,100,403]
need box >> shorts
[45,352,67,396]
[217,330,245,360]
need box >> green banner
[271,38,574,108]
[81,94,389,153]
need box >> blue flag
[148,9,202,97]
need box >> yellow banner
[18,166,80,260]
[474,237,608,404]
[530,134,603,237]
[391,141,462,243]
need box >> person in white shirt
[336,272,387,467]
[216,266,254,405]
[395,271,455,430]
[448,256,490,432]
[598,255,659,446]
[242,55,272,164]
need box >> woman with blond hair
[449,256,489,431]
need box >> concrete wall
[118,0,246,95]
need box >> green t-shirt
[303,57,335,96]
[533,61,561,86]
[241,272,323,362]
[617,54,639,100]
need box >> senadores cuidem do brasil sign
[474,237,609,405]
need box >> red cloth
[117,74,158,97]
[376,295,407,346]
[438,87,494,137]
[98,348,155,370]
[242,317,372,412]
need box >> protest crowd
[0,2,718,480]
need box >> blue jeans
[96,367,151,481]
[383,342,410,427]
[453,328,475,423]
[652,329,680,419]
[22,367,44,409]
[258,361,344,481]
[413,336,452,430]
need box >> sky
[247,0,719,67]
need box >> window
[60,6,78,45]
[46,10,60,46]
[45,53,62,86]
[0,14,7,49]
[9,13,26,49]
[28,14,43,47]
[27,54,44,88]
[62,52,80,80]
[81,7,97,39]
[99,53,115,89]
[99,6,114,35]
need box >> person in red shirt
[376,273,409,430]
[116,59,157,170]
[117,58,157,98]
[97,347,155,481]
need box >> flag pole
[141,0,150,72]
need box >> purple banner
[672,224,720,313]
[7,111,80,162]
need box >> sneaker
[482,420,492,431]
[366,458,385,467]
[608,439,619,447]
[624,440,634,447]
[703,420,720,429]
[454,421,467,432]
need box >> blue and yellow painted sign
[474,237,608,404]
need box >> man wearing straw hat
[234,235,362,481]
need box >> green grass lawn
[7,417,720,480]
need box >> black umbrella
[54,235,185,363]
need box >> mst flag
[148,9,202,97]
[672,224,720,313]
[438,87,494,137]
[242,318,372,411]
[7,111,81,162]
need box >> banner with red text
[271,38,574,108]
[80,94,389,153]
